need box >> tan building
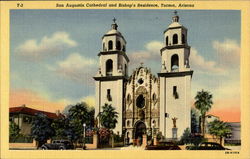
[9,105,62,135]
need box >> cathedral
[93,12,193,142]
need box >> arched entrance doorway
[134,121,146,145]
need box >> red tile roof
[9,106,63,119]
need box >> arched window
[127,94,131,103]
[182,34,185,44]
[125,64,128,76]
[127,120,130,127]
[108,40,113,50]
[122,45,126,52]
[152,93,157,102]
[166,36,169,46]
[136,94,145,108]
[171,54,179,71]
[173,34,178,44]
[152,120,156,126]
[116,41,121,50]
[103,43,106,51]
[106,59,113,76]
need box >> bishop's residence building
[93,13,193,143]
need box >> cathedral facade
[94,13,193,142]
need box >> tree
[31,113,55,148]
[9,121,20,142]
[180,128,191,145]
[99,103,118,130]
[51,116,67,139]
[191,108,200,134]
[208,119,231,145]
[194,89,213,135]
[66,102,95,144]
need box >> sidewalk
[120,145,144,150]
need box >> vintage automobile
[40,140,74,150]
[186,142,230,150]
[145,141,181,150]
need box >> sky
[10,10,241,122]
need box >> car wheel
[59,146,66,150]
[41,146,47,150]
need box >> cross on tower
[113,17,116,23]
[174,10,178,15]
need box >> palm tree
[99,103,118,130]
[66,102,94,145]
[208,119,231,145]
[194,89,213,135]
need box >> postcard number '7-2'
[17,3,23,7]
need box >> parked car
[40,140,74,150]
[186,142,230,150]
[145,141,181,150]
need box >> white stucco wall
[95,79,124,134]
[159,75,191,139]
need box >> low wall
[204,134,224,145]
[9,140,37,149]
[86,134,98,149]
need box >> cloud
[50,53,97,84]
[81,95,95,107]
[212,39,240,68]
[16,32,77,60]
[129,41,163,65]
[190,48,226,74]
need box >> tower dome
[102,18,126,52]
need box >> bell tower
[94,18,129,134]
[158,11,193,139]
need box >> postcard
[1,0,250,159]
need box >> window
[9,117,13,122]
[106,59,113,76]
[136,94,145,108]
[23,116,32,123]
[116,41,121,50]
[107,89,112,101]
[127,94,131,103]
[152,120,156,127]
[166,36,169,46]
[173,34,178,44]
[138,78,144,85]
[171,54,179,71]
[127,120,130,127]
[125,64,128,76]
[173,86,179,99]
[165,113,169,118]
[108,40,113,50]
[103,43,106,51]
[182,34,186,44]
[152,93,156,102]
[122,45,126,52]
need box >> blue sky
[10,10,240,121]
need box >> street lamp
[152,122,155,145]
[83,123,86,150]
[152,122,155,136]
